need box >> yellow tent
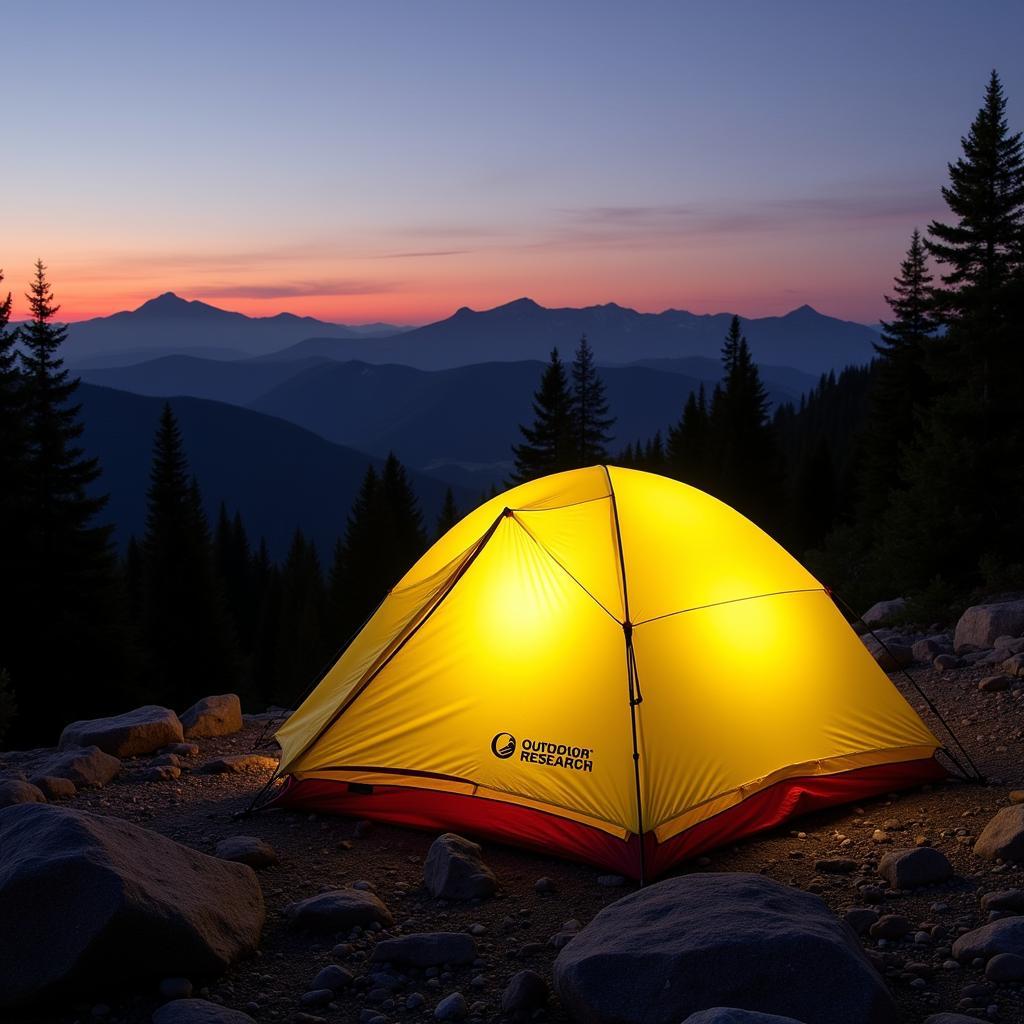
[272,466,944,879]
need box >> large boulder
[40,745,121,788]
[954,600,1024,653]
[285,888,393,932]
[863,599,906,625]
[59,705,183,757]
[953,917,1024,961]
[0,803,264,1007]
[371,932,477,967]
[180,694,243,739]
[974,805,1024,861]
[0,779,46,807]
[152,1000,256,1024]
[877,847,953,889]
[553,873,896,1024]
[423,833,497,900]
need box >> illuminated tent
[271,466,944,879]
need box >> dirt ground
[5,659,1024,1024]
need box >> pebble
[434,991,468,1020]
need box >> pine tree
[332,465,386,636]
[11,261,125,738]
[436,486,460,538]
[667,384,710,486]
[512,348,573,482]
[275,529,330,702]
[570,334,614,465]
[140,403,240,705]
[707,316,779,524]
[858,230,937,519]
[0,269,26,579]
[380,452,427,577]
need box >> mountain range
[65,293,880,377]
[80,356,817,489]
[77,384,468,558]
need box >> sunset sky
[3,1,1021,325]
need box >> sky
[2,1,1022,325]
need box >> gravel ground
[4,659,1024,1024]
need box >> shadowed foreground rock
[59,705,183,757]
[423,832,497,899]
[974,804,1024,861]
[152,999,256,1024]
[553,873,897,1024]
[683,1011,807,1024]
[285,888,394,931]
[0,803,264,1008]
[181,694,243,739]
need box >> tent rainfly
[269,466,946,880]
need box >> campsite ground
[4,659,1023,1024]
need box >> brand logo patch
[491,732,516,759]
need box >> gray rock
[150,753,182,768]
[863,635,913,670]
[434,992,468,1021]
[423,833,496,900]
[974,805,1024,861]
[934,654,960,671]
[60,705,183,757]
[310,964,352,991]
[955,600,1024,652]
[953,918,1024,961]
[981,889,1024,913]
[0,779,46,807]
[985,952,1024,981]
[877,847,953,889]
[501,970,548,1018]
[371,932,477,967]
[300,989,334,1008]
[129,765,181,783]
[215,836,279,869]
[152,999,256,1024]
[0,803,264,1008]
[863,599,906,625]
[843,908,879,935]
[180,694,243,739]
[40,745,121,787]
[28,775,76,800]
[913,636,952,662]
[1002,653,1024,677]
[286,889,393,932]
[869,914,911,940]
[683,1011,808,1024]
[553,873,896,1024]
[200,754,278,774]
[164,742,200,757]
[979,674,1012,692]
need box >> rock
[0,803,264,1008]
[59,705,183,757]
[285,889,393,932]
[40,745,121,787]
[150,753,182,768]
[863,599,906,625]
[371,932,477,967]
[1011,791,1024,805]
[869,914,911,940]
[180,694,243,739]
[310,964,353,991]
[158,976,194,1000]
[553,872,896,1024]
[501,970,548,1018]
[955,600,1024,652]
[0,779,46,807]
[863,635,913,670]
[814,859,857,874]
[877,847,953,889]
[1002,653,1024,677]
[434,992,468,1021]
[974,805,1024,861]
[682,1012,808,1024]
[534,876,556,893]
[28,775,77,800]
[953,918,1024,961]
[979,674,1012,692]
[152,999,256,1024]
[129,765,182,782]
[913,636,952,662]
[985,952,1024,982]
[200,754,278,774]
[981,889,1024,913]
[164,742,200,757]
[300,989,334,1008]
[214,836,279,869]
[423,833,496,900]
[933,654,960,671]
[843,908,880,935]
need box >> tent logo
[491,732,516,759]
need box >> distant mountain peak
[786,303,821,317]
[133,292,234,319]
[494,297,542,313]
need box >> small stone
[975,805,1024,861]
[501,970,548,1018]
[286,889,394,932]
[28,775,76,800]
[985,952,1024,982]
[310,964,352,992]
[300,989,334,1008]
[423,833,496,900]
[214,836,279,870]
[869,914,912,940]
[434,991,468,1021]
[200,754,278,775]
[877,847,954,889]
[979,675,1012,692]
[534,876,556,893]
[844,907,880,935]
[0,779,47,807]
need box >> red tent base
[270,757,946,880]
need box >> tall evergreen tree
[666,384,710,487]
[380,452,428,575]
[11,261,125,738]
[140,404,240,705]
[512,348,573,482]
[707,316,779,524]
[570,334,614,465]
[436,486,460,538]
[858,230,937,520]
[0,269,25,594]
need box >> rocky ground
[2,628,1024,1024]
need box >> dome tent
[270,466,945,880]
